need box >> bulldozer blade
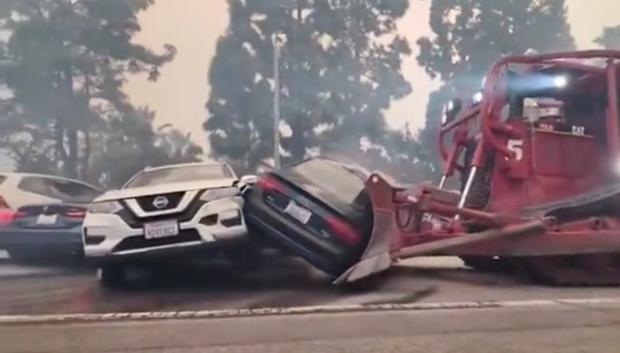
[333,173,403,285]
[333,209,395,284]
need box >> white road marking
[1,297,620,325]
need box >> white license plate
[36,214,58,225]
[284,201,312,224]
[144,221,179,239]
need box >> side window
[0,175,6,186]
[18,177,52,197]
[18,177,99,202]
[47,179,99,201]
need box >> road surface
[3,252,620,352]
[2,299,620,353]
[2,252,620,315]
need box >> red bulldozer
[337,50,620,286]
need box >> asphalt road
[3,252,620,353]
[3,300,620,353]
[2,252,620,316]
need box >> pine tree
[206,0,412,171]
[596,26,620,49]
[0,0,177,180]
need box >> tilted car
[82,162,251,286]
[243,158,373,277]
[0,173,101,261]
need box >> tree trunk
[55,121,68,168]
[289,114,306,164]
[66,128,78,179]
[81,129,91,181]
[60,63,81,178]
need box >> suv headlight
[88,201,122,214]
[200,187,239,202]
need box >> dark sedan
[244,158,373,276]
[1,204,90,261]
[0,180,100,262]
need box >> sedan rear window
[125,164,234,188]
[18,177,100,203]
[283,159,367,214]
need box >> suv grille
[136,192,185,212]
[112,229,201,252]
[117,196,205,228]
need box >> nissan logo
[152,196,169,210]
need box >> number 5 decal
[507,139,524,161]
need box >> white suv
[82,162,251,285]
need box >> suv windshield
[125,164,234,188]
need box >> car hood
[95,178,238,202]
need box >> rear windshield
[283,159,367,215]
[18,177,100,203]
[125,164,234,188]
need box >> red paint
[256,175,284,193]
[607,60,620,156]
[345,51,620,281]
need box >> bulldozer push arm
[335,173,551,284]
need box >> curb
[2,297,620,326]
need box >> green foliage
[206,0,412,172]
[596,26,620,49]
[365,125,433,184]
[417,0,575,177]
[0,0,187,185]
[87,109,203,188]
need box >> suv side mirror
[239,175,258,186]
[237,175,258,194]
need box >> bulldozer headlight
[441,113,448,125]
[554,75,568,88]
[613,159,620,176]
[473,91,483,104]
[447,100,455,111]
[442,98,462,126]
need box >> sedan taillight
[324,215,361,245]
[257,175,284,193]
[64,208,87,218]
[0,209,15,225]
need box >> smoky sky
[125,0,620,151]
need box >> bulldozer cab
[439,51,620,213]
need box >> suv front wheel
[98,264,127,288]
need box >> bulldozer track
[508,255,620,286]
[461,255,620,286]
